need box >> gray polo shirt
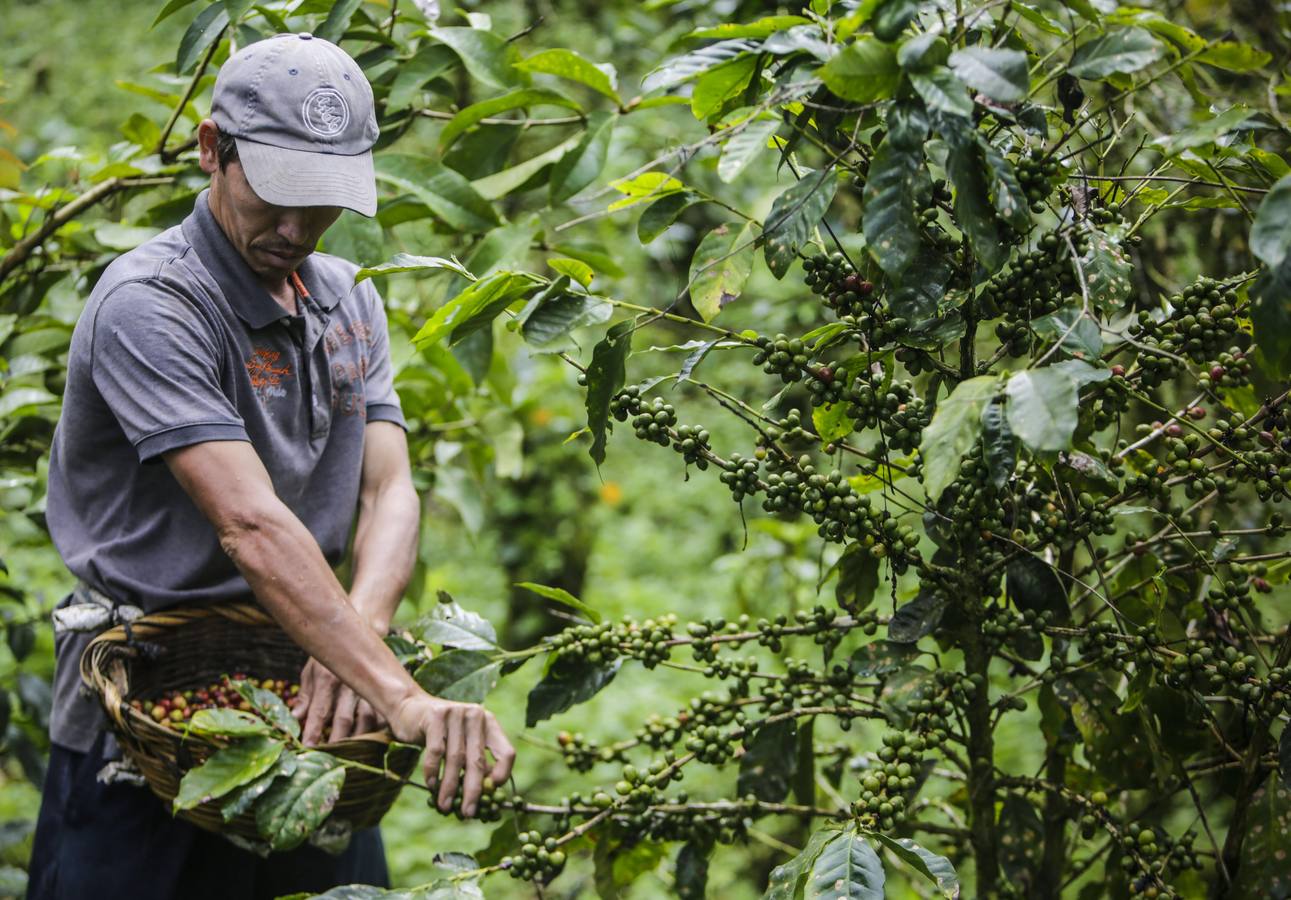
[46,189,405,752]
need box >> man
[28,32,515,899]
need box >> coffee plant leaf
[176,3,228,75]
[866,833,959,898]
[586,320,634,465]
[1006,553,1070,623]
[637,192,702,243]
[848,640,919,677]
[947,46,1029,103]
[871,0,920,43]
[5,621,32,663]
[1153,105,1257,158]
[1051,674,1153,787]
[219,752,298,823]
[525,656,621,727]
[980,397,1017,488]
[1250,173,1291,270]
[763,828,840,900]
[515,582,602,623]
[685,17,811,40]
[415,650,501,704]
[909,68,974,119]
[997,794,1044,886]
[920,374,999,502]
[941,116,1007,272]
[418,272,540,348]
[231,681,301,740]
[1076,229,1132,309]
[314,0,362,43]
[1229,780,1291,898]
[153,0,200,26]
[439,89,582,152]
[1004,367,1079,452]
[1032,307,1103,359]
[420,595,499,651]
[1069,27,1164,79]
[186,707,273,739]
[978,136,1029,230]
[388,44,460,112]
[428,27,521,90]
[518,281,613,353]
[1252,263,1291,375]
[804,829,885,899]
[675,838,712,898]
[718,115,781,183]
[641,40,761,94]
[763,170,838,279]
[592,823,668,898]
[691,56,759,121]
[375,155,502,234]
[174,736,284,811]
[818,38,901,104]
[514,48,619,104]
[835,542,881,613]
[880,665,936,728]
[737,718,798,802]
[255,751,346,852]
[862,136,925,276]
[813,401,855,444]
[689,222,755,321]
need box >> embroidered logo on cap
[301,87,350,137]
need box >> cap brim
[235,137,377,217]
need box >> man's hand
[390,693,516,817]
[293,658,384,745]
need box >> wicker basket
[80,602,420,842]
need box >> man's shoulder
[92,222,203,303]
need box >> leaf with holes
[420,595,499,650]
[867,833,959,898]
[805,830,885,899]
[255,751,346,852]
[689,223,755,322]
[849,641,919,677]
[586,320,634,465]
[764,829,839,900]
[737,719,798,802]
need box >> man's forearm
[219,499,421,723]
[348,475,420,633]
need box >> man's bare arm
[296,421,420,743]
[164,439,514,815]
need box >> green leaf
[355,254,474,284]
[689,223,755,322]
[871,0,919,42]
[1281,726,1291,787]
[315,0,362,43]
[763,170,838,279]
[1154,106,1256,157]
[174,737,283,811]
[685,17,811,40]
[519,287,613,352]
[1250,173,1291,270]
[717,116,781,182]
[154,0,200,26]
[1032,307,1103,359]
[980,397,1017,489]
[979,137,1029,230]
[525,657,620,727]
[415,650,501,703]
[910,68,973,118]
[1069,28,1165,79]
[387,45,460,112]
[867,833,959,898]
[737,719,798,802]
[230,682,300,739]
[942,118,1007,272]
[254,751,346,851]
[515,48,619,103]
[637,192,701,243]
[691,56,759,121]
[888,593,946,643]
[947,47,1029,103]
[818,39,900,104]
[176,2,229,75]
[805,830,885,899]
[413,272,540,348]
[919,375,998,502]
[835,543,880,613]
[220,753,298,822]
[515,582,602,623]
[439,89,581,151]
[862,138,925,276]
[549,111,615,204]
[849,641,919,677]
[675,840,712,899]
[430,27,520,90]
[547,257,595,288]
[642,40,760,94]
[421,595,499,650]
[897,34,951,71]
[1196,42,1272,72]
[1007,554,1070,623]
[1004,368,1077,452]
[375,155,501,233]
[998,794,1044,887]
[608,172,688,211]
[813,402,855,444]
[1076,229,1132,308]
[764,830,840,900]
[586,321,634,466]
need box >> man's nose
[275,209,315,248]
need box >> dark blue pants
[27,733,389,900]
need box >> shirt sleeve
[90,280,249,462]
[360,282,407,429]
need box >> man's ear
[197,119,220,175]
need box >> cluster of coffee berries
[555,730,604,772]
[752,334,809,383]
[762,408,813,447]
[719,452,762,502]
[1117,823,1202,897]
[850,732,926,831]
[1015,149,1061,210]
[132,674,298,729]
[547,615,677,669]
[631,397,679,447]
[805,364,847,406]
[671,423,711,468]
[1139,277,1243,366]
[501,830,566,882]
[803,253,877,318]
[609,384,644,421]
[978,231,1081,322]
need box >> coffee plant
[5,0,1291,897]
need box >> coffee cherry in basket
[136,674,301,729]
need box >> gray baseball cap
[211,32,380,216]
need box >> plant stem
[963,627,999,895]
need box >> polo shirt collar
[182,190,340,329]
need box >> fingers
[331,687,359,741]
[354,699,380,736]
[301,669,338,746]
[422,707,446,794]
[486,715,517,785]
[292,660,318,723]
[460,707,488,818]
[436,706,466,813]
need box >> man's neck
[266,277,297,316]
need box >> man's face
[198,121,342,286]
